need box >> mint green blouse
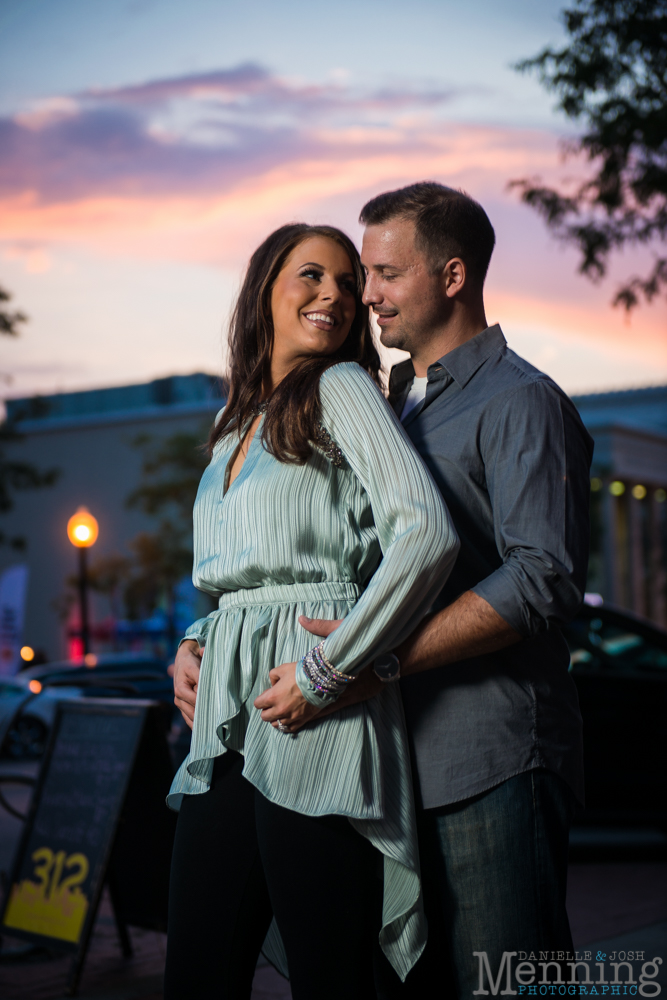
[167,362,459,980]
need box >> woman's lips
[304,311,337,332]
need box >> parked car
[1,652,174,760]
[0,677,84,759]
[562,600,667,831]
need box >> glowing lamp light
[632,484,647,500]
[590,477,602,492]
[656,489,666,503]
[67,507,99,548]
[609,481,625,497]
[20,646,35,662]
[84,653,97,668]
[28,679,42,694]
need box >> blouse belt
[216,580,361,611]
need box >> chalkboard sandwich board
[0,698,177,994]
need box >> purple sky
[1,0,665,401]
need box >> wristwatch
[373,653,401,683]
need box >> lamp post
[67,507,99,657]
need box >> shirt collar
[440,324,506,388]
[388,358,415,394]
[388,324,506,393]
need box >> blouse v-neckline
[223,417,264,497]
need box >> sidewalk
[567,863,667,992]
[1,770,665,998]
[0,890,292,1000]
[1,863,665,1000]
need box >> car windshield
[564,616,667,672]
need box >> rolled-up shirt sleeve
[472,379,593,637]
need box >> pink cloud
[0,121,561,253]
[1,65,664,374]
[0,65,560,254]
[486,287,667,369]
[0,65,460,205]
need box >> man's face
[361,217,448,356]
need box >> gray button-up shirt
[392,324,593,808]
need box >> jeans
[375,768,576,1000]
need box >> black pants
[164,751,382,1000]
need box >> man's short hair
[359,181,496,285]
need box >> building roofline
[589,422,667,445]
[7,398,224,436]
[572,384,667,405]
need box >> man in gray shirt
[296,182,594,996]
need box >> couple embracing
[165,182,593,999]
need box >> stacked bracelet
[300,641,355,697]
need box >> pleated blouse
[167,362,459,979]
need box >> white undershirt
[400,376,429,423]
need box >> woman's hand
[173,639,203,730]
[254,660,384,733]
[255,617,385,733]
[254,662,321,732]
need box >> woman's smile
[302,309,338,331]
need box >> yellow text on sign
[4,847,90,943]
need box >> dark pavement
[1,763,665,999]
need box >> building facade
[1,375,225,662]
[572,386,667,628]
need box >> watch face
[374,653,400,681]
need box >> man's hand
[297,615,343,638]
[253,661,321,732]
[173,639,202,730]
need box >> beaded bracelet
[300,641,356,697]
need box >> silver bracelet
[300,641,355,697]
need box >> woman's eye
[301,269,322,281]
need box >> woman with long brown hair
[164,223,459,999]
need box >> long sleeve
[472,379,593,637]
[181,612,218,648]
[298,363,459,703]
[180,404,227,648]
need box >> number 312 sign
[4,846,90,943]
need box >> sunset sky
[1,0,665,403]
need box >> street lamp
[67,507,99,657]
